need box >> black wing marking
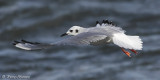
[21,39,40,44]
[96,19,116,26]
[13,40,53,50]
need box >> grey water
[0,0,160,80]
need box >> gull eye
[70,30,73,32]
[75,29,78,33]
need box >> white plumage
[112,33,143,50]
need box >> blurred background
[0,0,160,80]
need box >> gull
[13,20,143,57]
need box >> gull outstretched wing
[13,32,107,50]
[55,32,107,45]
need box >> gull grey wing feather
[13,32,107,50]
[86,26,125,37]
[54,32,107,46]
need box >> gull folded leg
[130,49,138,55]
[121,48,131,57]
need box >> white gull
[13,20,143,57]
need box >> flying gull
[13,20,143,57]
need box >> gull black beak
[61,33,68,37]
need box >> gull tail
[13,40,53,50]
[112,33,143,50]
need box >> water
[0,0,160,80]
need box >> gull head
[61,26,85,37]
